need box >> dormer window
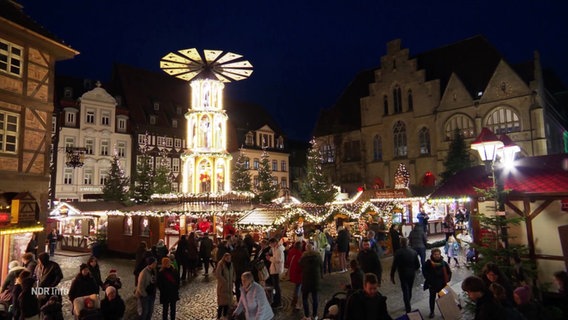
[150,115,156,125]
[172,119,178,128]
[115,95,122,106]
[245,132,254,145]
[64,87,73,98]
[154,102,160,111]
[176,107,183,115]
[276,136,284,149]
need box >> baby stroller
[322,292,348,320]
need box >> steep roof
[313,68,374,136]
[429,154,568,199]
[0,1,77,56]
[111,64,189,136]
[414,35,503,98]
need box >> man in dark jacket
[36,252,64,306]
[390,237,420,312]
[357,238,382,284]
[299,242,323,319]
[344,273,392,320]
[68,263,99,308]
[461,275,506,320]
[199,232,214,275]
[408,224,428,269]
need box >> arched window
[407,89,413,111]
[444,115,475,140]
[419,127,430,155]
[123,216,132,236]
[140,217,150,237]
[383,95,389,115]
[486,107,521,134]
[373,135,382,161]
[393,86,402,114]
[393,121,407,157]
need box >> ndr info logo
[31,287,69,296]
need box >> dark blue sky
[19,0,568,141]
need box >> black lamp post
[470,127,519,249]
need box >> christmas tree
[256,150,279,203]
[131,152,154,203]
[232,151,252,192]
[441,129,473,183]
[300,138,337,204]
[102,154,130,202]
[153,151,172,194]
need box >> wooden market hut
[105,194,254,256]
[429,154,568,282]
[48,201,125,252]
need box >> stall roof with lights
[429,154,568,199]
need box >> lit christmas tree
[103,154,130,202]
[232,151,252,192]
[300,138,337,204]
[256,150,279,203]
[154,150,172,195]
[132,143,154,203]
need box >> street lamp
[470,127,519,249]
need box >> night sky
[18,0,568,141]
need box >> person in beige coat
[215,253,235,319]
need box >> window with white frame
[64,136,75,148]
[99,169,108,185]
[86,110,95,124]
[153,102,160,111]
[83,167,93,185]
[100,139,109,156]
[0,39,23,77]
[174,139,182,149]
[445,114,475,140]
[280,160,287,172]
[101,111,110,126]
[253,158,259,170]
[393,121,407,157]
[172,158,180,172]
[138,134,148,145]
[321,144,335,164]
[85,138,94,155]
[259,133,272,148]
[171,182,178,192]
[0,111,19,153]
[272,160,278,171]
[65,111,76,126]
[166,137,173,148]
[486,107,521,134]
[157,136,166,147]
[244,157,250,169]
[117,141,126,157]
[64,168,73,185]
[117,118,127,132]
[419,127,431,155]
[281,178,287,188]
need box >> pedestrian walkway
[50,238,472,319]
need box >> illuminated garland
[106,210,248,218]
[427,197,472,204]
[0,223,44,235]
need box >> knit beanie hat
[514,286,531,304]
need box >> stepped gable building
[226,99,290,192]
[110,64,188,193]
[0,0,78,276]
[314,35,567,193]
[51,76,131,202]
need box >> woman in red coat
[286,241,304,310]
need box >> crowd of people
[0,213,567,320]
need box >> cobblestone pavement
[51,245,472,320]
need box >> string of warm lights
[0,224,44,235]
[106,209,249,218]
[427,197,471,204]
